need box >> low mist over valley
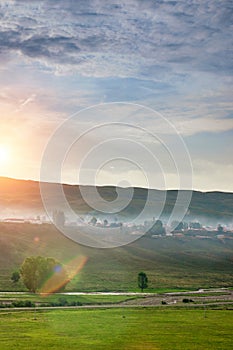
[1,176,233,227]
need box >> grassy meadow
[0,187,233,349]
[0,222,233,292]
[0,308,232,349]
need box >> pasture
[1,222,233,292]
[0,308,232,349]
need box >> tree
[89,216,97,225]
[148,219,165,236]
[189,221,201,229]
[138,272,148,292]
[11,271,20,283]
[171,221,184,232]
[217,224,224,233]
[20,256,68,293]
[183,222,189,230]
[103,219,108,226]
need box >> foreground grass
[0,308,232,349]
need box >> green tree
[138,271,148,292]
[20,256,68,293]
[11,271,20,283]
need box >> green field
[0,308,232,349]
[1,222,233,292]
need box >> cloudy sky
[0,0,232,191]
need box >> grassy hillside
[0,222,232,292]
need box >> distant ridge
[0,176,233,223]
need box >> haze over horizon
[0,1,232,192]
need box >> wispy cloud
[15,93,36,112]
[0,0,232,79]
[0,1,231,123]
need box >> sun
[0,146,9,163]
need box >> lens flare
[39,255,88,295]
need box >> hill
[0,176,233,224]
[1,177,232,291]
[0,222,232,292]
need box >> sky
[0,0,232,192]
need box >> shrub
[58,297,68,306]
[182,298,194,303]
[12,300,35,307]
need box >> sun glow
[0,146,9,163]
